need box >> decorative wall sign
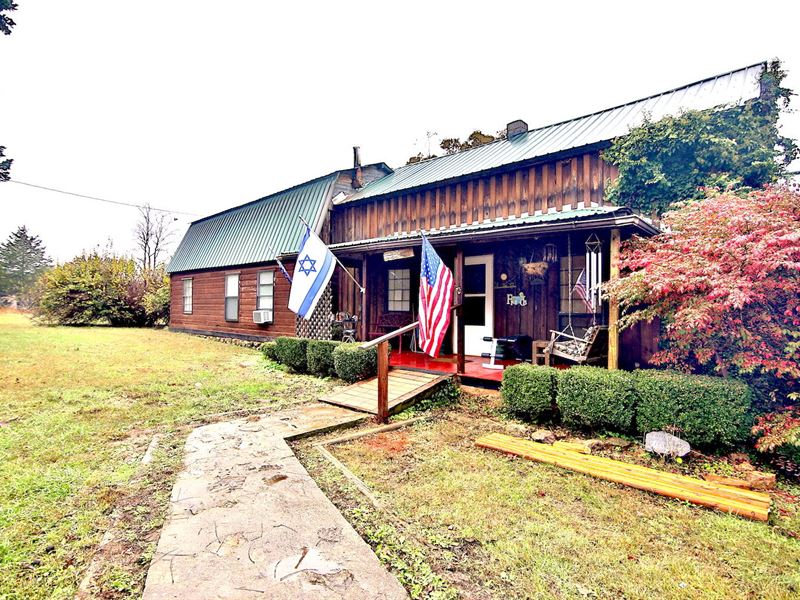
[506,292,528,306]
[383,248,414,262]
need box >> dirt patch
[363,430,410,454]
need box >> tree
[0,226,52,303]
[134,205,174,271]
[405,129,506,164]
[606,186,800,385]
[0,0,16,36]
[603,61,798,215]
[0,146,11,182]
[1,2,16,179]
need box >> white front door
[462,254,493,356]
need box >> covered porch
[329,207,660,381]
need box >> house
[167,62,766,377]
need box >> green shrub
[333,343,377,383]
[259,341,278,361]
[307,340,341,377]
[274,337,308,373]
[634,370,753,447]
[501,364,559,421]
[557,366,636,432]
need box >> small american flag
[418,236,454,357]
[573,268,594,313]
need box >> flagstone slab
[142,403,408,599]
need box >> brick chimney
[506,119,529,138]
[352,146,364,189]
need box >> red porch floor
[389,351,520,383]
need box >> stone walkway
[142,402,408,599]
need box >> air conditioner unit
[252,310,273,324]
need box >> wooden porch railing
[360,305,462,424]
[360,321,419,424]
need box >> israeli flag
[288,225,336,319]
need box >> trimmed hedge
[333,343,378,383]
[274,337,308,373]
[501,364,559,421]
[633,370,753,447]
[557,366,636,432]
[259,341,278,361]
[307,340,341,377]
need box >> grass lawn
[0,310,337,599]
[296,392,800,600]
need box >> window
[387,268,411,311]
[225,273,239,321]
[559,255,600,314]
[257,271,274,311]
[182,278,193,314]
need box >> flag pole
[266,245,292,283]
[297,215,365,294]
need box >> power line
[7,179,200,217]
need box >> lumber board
[476,433,770,521]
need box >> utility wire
[7,179,200,217]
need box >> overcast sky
[2,1,799,263]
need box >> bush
[634,370,753,447]
[259,341,278,361]
[501,364,559,421]
[307,340,341,377]
[752,406,800,464]
[35,253,169,326]
[141,272,170,324]
[274,337,308,373]
[557,366,636,432]
[333,343,377,383]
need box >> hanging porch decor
[584,233,603,318]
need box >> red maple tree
[608,186,800,380]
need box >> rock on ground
[645,431,691,458]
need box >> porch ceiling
[320,206,658,255]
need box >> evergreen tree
[0,226,52,298]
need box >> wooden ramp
[477,433,771,521]
[320,368,451,416]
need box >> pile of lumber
[476,433,771,521]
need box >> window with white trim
[182,278,193,314]
[225,273,239,321]
[257,271,274,311]
[387,268,411,311]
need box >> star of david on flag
[288,225,336,319]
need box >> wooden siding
[331,151,618,244]
[169,263,295,339]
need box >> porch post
[608,228,620,370]
[377,340,389,424]
[455,248,465,374]
[360,254,368,342]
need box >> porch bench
[369,311,414,351]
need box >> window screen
[257,271,274,310]
[182,278,192,314]
[387,268,411,311]
[225,273,239,321]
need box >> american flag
[418,236,454,357]
[573,268,594,313]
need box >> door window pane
[464,264,486,294]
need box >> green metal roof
[339,62,765,204]
[167,172,338,273]
[327,206,656,252]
